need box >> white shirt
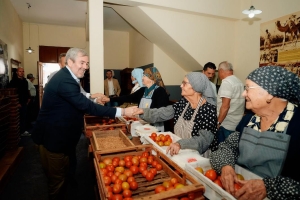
[217,75,245,131]
[210,81,217,97]
[27,79,36,97]
[108,79,115,95]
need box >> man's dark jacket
[32,67,116,154]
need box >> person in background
[119,68,144,108]
[104,70,121,107]
[210,66,300,200]
[203,62,217,97]
[31,48,135,200]
[48,52,102,102]
[102,67,169,132]
[26,73,36,130]
[216,61,245,144]
[132,72,218,156]
[9,67,30,136]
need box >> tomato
[162,181,172,189]
[170,177,178,186]
[125,161,133,168]
[213,179,223,189]
[150,136,156,141]
[106,164,115,172]
[142,152,149,158]
[127,176,135,183]
[155,185,166,194]
[158,134,164,138]
[107,191,114,200]
[142,170,148,177]
[104,176,111,186]
[236,173,245,180]
[139,157,147,163]
[115,166,125,173]
[188,192,196,200]
[166,186,174,191]
[118,174,127,182]
[155,136,161,142]
[112,183,122,194]
[140,162,148,168]
[152,161,158,167]
[119,160,125,167]
[205,169,217,181]
[129,181,138,190]
[195,167,204,174]
[112,194,123,200]
[112,160,119,167]
[124,155,133,163]
[129,165,139,175]
[180,198,189,200]
[115,179,123,185]
[111,174,118,183]
[234,183,242,191]
[131,157,139,166]
[121,182,130,190]
[151,132,157,138]
[160,135,166,142]
[122,189,132,198]
[100,168,108,176]
[145,171,155,181]
[139,166,147,174]
[156,164,163,171]
[164,141,171,146]
[114,171,121,177]
[158,141,164,146]
[175,183,184,189]
[123,170,133,177]
[99,162,106,169]
[107,171,114,177]
[105,185,113,193]
[149,168,157,175]
[103,158,112,165]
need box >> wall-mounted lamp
[242,5,262,18]
[26,3,34,54]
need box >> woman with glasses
[210,66,300,200]
[132,72,218,156]
[103,67,170,132]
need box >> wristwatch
[217,121,221,125]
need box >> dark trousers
[39,145,69,200]
[216,126,235,145]
[19,103,28,133]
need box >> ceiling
[9,0,133,31]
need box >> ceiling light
[242,5,262,18]
[26,3,34,54]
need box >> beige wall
[104,30,129,69]
[0,0,23,74]
[129,29,153,68]
[153,45,186,85]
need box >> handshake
[90,93,110,105]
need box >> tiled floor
[0,134,97,200]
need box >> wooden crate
[92,129,135,153]
[93,145,205,200]
[85,125,127,138]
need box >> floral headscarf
[143,67,167,91]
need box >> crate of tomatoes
[93,144,205,200]
[185,157,266,200]
[84,115,126,138]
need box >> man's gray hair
[218,61,233,71]
[66,48,88,63]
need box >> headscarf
[247,66,300,105]
[131,68,144,87]
[186,72,216,106]
[143,67,167,91]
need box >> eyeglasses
[244,86,261,91]
[181,81,190,86]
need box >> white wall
[104,30,129,69]
[129,29,153,68]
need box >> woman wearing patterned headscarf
[210,66,300,200]
[132,72,218,156]
[107,67,170,131]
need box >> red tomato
[129,181,138,190]
[156,164,163,171]
[162,181,172,189]
[234,183,242,191]
[166,186,174,191]
[139,166,147,174]
[103,158,112,165]
[129,165,139,175]
[112,184,122,194]
[164,141,171,146]
[100,168,108,176]
[119,160,125,167]
[152,160,158,167]
[104,176,111,186]
[147,157,154,165]
[155,185,166,194]
[151,132,157,138]
[142,152,149,158]
[145,172,155,181]
[124,155,133,163]
[111,175,118,183]
[139,157,147,163]
[118,174,127,182]
[131,157,139,166]
[114,171,121,177]
[149,168,157,175]
[123,170,133,177]
[150,136,156,141]
[188,192,196,200]
[112,194,123,200]
[106,164,115,172]
[125,161,133,168]
[170,177,178,186]
[107,171,114,177]
[140,162,148,168]
[205,169,217,181]
[115,179,123,185]
[112,160,119,167]
[107,191,114,200]
[213,179,223,189]
[122,189,132,198]
[127,176,135,183]
[105,185,113,193]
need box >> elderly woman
[210,66,300,200]
[105,67,169,131]
[133,72,218,155]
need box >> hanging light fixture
[242,5,262,18]
[26,3,34,54]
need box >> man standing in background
[104,70,121,107]
[216,61,245,144]
[9,67,30,136]
[203,62,217,97]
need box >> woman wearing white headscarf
[133,72,218,155]
[130,68,144,94]
[210,66,300,200]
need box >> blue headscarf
[131,68,144,87]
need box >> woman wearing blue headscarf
[130,68,144,94]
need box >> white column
[88,0,104,93]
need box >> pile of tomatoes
[149,133,173,146]
[94,118,117,126]
[99,151,165,200]
[195,167,243,191]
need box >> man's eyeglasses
[244,86,261,91]
[181,81,190,86]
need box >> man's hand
[132,108,144,115]
[166,143,181,156]
[220,165,236,195]
[90,93,104,99]
[124,106,138,117]
[96,96,110,105]
[234,179,267,200]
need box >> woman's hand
[96,96,110,104]
[166,143,181,156]
[220,165,236,195]
[234,179,267,200]
[124,106,138,117]
[132,108,144,115]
